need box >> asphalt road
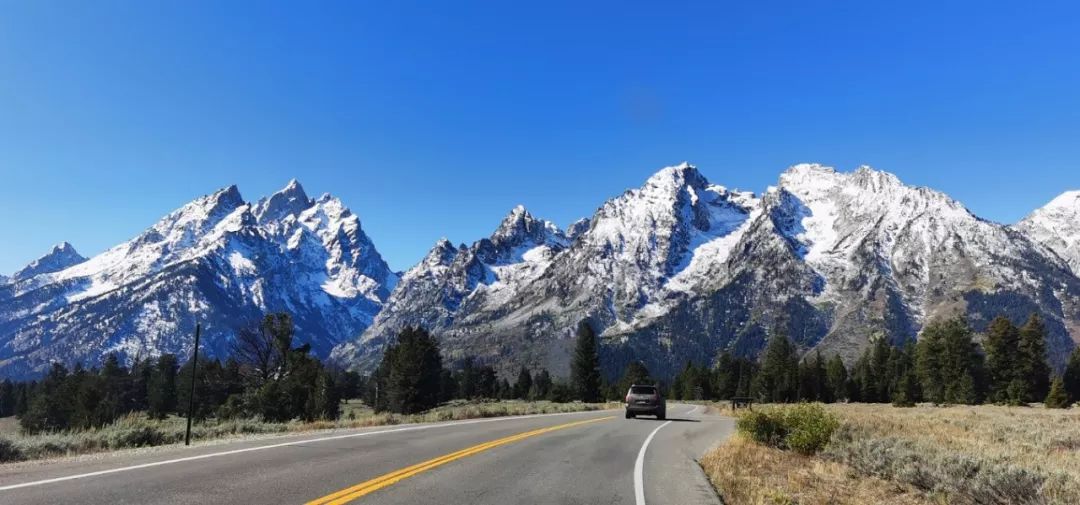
[0,404,734,505]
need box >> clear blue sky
[1,1,1078,274]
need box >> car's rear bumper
[625,403,663,413]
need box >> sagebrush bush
[824,423,1078,505]
[736,403,839,455]
[0,437,25,462]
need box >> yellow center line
[305,415,614,505]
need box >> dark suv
[624,384,665,419]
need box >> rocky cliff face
[0,180,398,378]
[335,163,1080,377]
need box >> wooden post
[184,323,201,446]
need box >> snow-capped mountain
[0,180,398,379]
[1016,190,1080,276]
[332,205,568,369]
[10,242,86,283]
[333,163,1080,377]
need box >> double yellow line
[305,415,614,505]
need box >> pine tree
[890,344,919,407]
[918,317,984,404]
[753,333,798,403]
[1045,376,1070,409]
[984,316,1021,403]
[438,368,457,403]
[147,354,178,419]
[477,366,497,399]
[21,363,74,433]
[1018,314,1051,402]
[570,320,602,403]
[825,355,849,403]
[1064,347,1080,404]
[618,361,653,398]
[531,369,553,400]
[380,327,444,414]
[513,366,533,400]
[0,379,14,417]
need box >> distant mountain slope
[334,163,1080,378]
[1016,190,1080,276]
[0,180,398,378]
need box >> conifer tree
[753,333,798,403]
[916,325,946,404]
[918,317,984,404]
[984,316,1021,403]
[1045,376,1070,409]
[380,327,444,414]
[147,354,178,419]
[825,355,849,403]
[618,361,653,397]
[1064,347,1080,404]
[477,366,497,399]
[570,321,602,403]
[514,366,532,400]
[0,379,14,417]
[1018,314,1051,402]
[890,344,919,407]
[531,369,553,400]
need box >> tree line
[3,311,1079,433]
[664,313,1080,408]
[1,313,348,433]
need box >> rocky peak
[12,242,87,281]
[254,179,314,223]
[489,205,566,253]
[1017,190,1080,274]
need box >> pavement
[0,403,734,505]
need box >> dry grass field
[702,403,1080,505]
[0,400,617,463]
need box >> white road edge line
[634,419,672,505]
[0,408,611,492]
[632,404,699,505]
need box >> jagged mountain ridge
[0,180,398,379]
[335,163,1080,378]
[3,164,1078,380]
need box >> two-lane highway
[0,404,733,505]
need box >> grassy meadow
[701,402,1080,505]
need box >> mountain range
[2,164,1079,379]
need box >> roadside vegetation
[694,313,1080,505]
[702,402,1080,505]
[0,314,618,463]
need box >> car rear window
[630,386,656,395]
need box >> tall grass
[702,403,1080,505]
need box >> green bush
[736,403,840,455]
[737,410,786,447]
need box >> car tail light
[625,394,631,403]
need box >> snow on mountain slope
[1017,190,1080,276]
[765,164,1080,362]
[332,206,568,368]
[334,162,1080,378]
[0,181,398,379]
[334,163,762,374]
[10,242,87,283]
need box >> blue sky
[1,1,1078,274]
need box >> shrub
[736,403,839,455]
[783,403,840,455]
[824,424,1072,505]
[737,410,786,448]
[0,437,25,462]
